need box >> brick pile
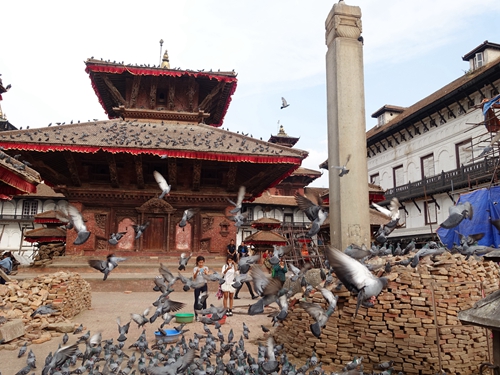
[34,242,66,262]
[0,271,91,349]
[274,252,500,374]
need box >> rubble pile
[0,271,91,349]
[34,242,66,262]
[275,252,500,375]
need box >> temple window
[22,201,38,218]
[158,92,166,104]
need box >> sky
[2,1,500,188]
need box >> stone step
[11,255,237,293]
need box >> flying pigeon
[116,317,131,342]
[55,202,91,245]
[87,254,127,281]
[108,232,126,245]
[153,170,171,199]
[280,97,290,109]
[439,201,473,229]
[331,154,351,177]
[227,186,246,214]
[372,197,400,244]
[132,221,150,239]
[178,252,193,271]
[42,344,79,375]
[326,246,388,318]
[179,209,196,228]
[295,192,328,238]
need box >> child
[193,255,210,320]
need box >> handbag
[216,284,223,300]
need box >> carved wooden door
[144,216,166,251]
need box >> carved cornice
[326,2,362,43]
[112,107,209,122]
[137,198,176,214]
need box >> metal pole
[159,39,164,66]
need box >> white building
[366,41,500,243]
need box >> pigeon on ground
[73,323,83,335]
[439,201,473,229]
[147,348,195,375]
[331,154,351,177]
[179,209,196,228]
[295,192,328,238]
[326,246,388,318]
[108,232,126,245]
[261,336,280,373]
[31,304,58,318]
[88,254,127,281]
[280,97,290,109]
[410,242,447,267]
[132,221,150,239]
[153,170,171,199]
[227,185,246,214]
[344,243,372,260]
[17,341,27,358]
[178,252,192,271]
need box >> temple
[0,59,308,256]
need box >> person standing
[193,255,210,320]
[221,255,237,316]
[226,239,237,262]
[0,252,13,285]
[272,258,288,284]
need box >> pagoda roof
[292,167,322,177]
[24,226,66,243]
[33,210,64,224]
[0,120,307,198]
[85,60,237,127]
[244,230,287,246]
[0,149,42,199]
[251,217,282,229]
[458,289,500,330]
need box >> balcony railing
[382,157,500,203]
[0,214,35,221]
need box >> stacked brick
[274,252,500,374]
[34,242,66,262]
[0,271,91,349]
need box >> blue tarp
[437,187,500,249]
[482,93,500,117]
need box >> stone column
[325,1,370,250]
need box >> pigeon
[132,221,150,239]
[331,154,351,177]
[178,252,192,271]
[88,254,127,281]
[372,197,400,244]
[130,308,150,328]
[55,202,91,245]
[73,323,84,335]
[158,263,179,289]
[295,192,328,238]
[440,201,473,229]
[17,341,27,358]
[31,304,58,318]
[153,170,171,199]
[147,348,195,375]
[261,336,280,373]
[280,97,290,109]
[116,317,131,342]
[227,186,246,214]
[179,209,196,228]
[42,344,79,375]
[108,232,127,245]
[325,246,388,318]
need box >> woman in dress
[221,255,237,316]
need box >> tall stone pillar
[325,1,370,250]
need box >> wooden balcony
[382,157,500,204]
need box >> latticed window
[22,201,38,217]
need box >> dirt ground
[0,289,288,374]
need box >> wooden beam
[63,151,81,187]
[198,82,225,110]
[130,76,141,108]
[134,155,144,189]
[456,100,467,114]
[106,153,119,188]
[149,77,158,109]
[168,158,177,190]
[187,76,196,112]
[168,78,176,111]
[192,160,201,191]
[446,105,456,119]
[436,110,446,124]
[227,164,237,191]
[102,75,126,105]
